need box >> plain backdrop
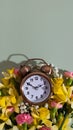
[0,0,73,71]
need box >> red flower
[16,113,33,125]
[14,68,20,75]
[39,126,51,130]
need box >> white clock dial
[21,73,51,104]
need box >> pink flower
[6,106,14,113]
[64,71,73,78]
[39,126,51,130]
[51,101,63,109]
[16,113,33,125]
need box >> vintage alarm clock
[20,58,53,105]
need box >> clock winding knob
[41,65,53,74]
[20,65,31,77]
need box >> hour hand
[27,82,35,88]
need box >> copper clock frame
[20,71,52,105]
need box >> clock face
[20,72,51,105]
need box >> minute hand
[35,84,44,89]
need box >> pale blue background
[0,0,73,71]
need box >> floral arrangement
[0,64,73,130]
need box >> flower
[6,106,14,113]
[38,107,50,120]
[51,125,58,130]
[51,78,70,102]
[38,107,52,127]
[16,113,33,125]
[50,101,63,109]
[0,63,73,130]
[14,68,20,75]
[64,71,73,78]
[39,126,51,130]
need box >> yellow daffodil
[68,86,73,98]
[0,96,16,107]
[1,68,16,85]
[60,115,73,130]
[38,107,52,127]
[67,86,73,108]
[7,68,14,75]
[31,107,52,128]
[38,107,50,120]
[0,123,5,130]
[29,126,36,130]
[0,97,6,107]
[1,77,10,86]
[11,96,16,104]
[0,66,73,130]
[0,119,12,130]
[31,107,39,127]
[9,126,19,130]
[0,83,5,88]
[51,78,63,86]
[2,68,14,78]
[0,95,20,122]
[51,78,71,102]
[0,113,8,121]
[51,125,58,130]
[43,119,52,127]
[9,83,19,98]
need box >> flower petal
[0,123,5,130]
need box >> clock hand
[27,82,36,89]
[35,84,44,89]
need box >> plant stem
[59,114,67,130]
[23,123,27,130]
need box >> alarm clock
[20,58,52,105]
